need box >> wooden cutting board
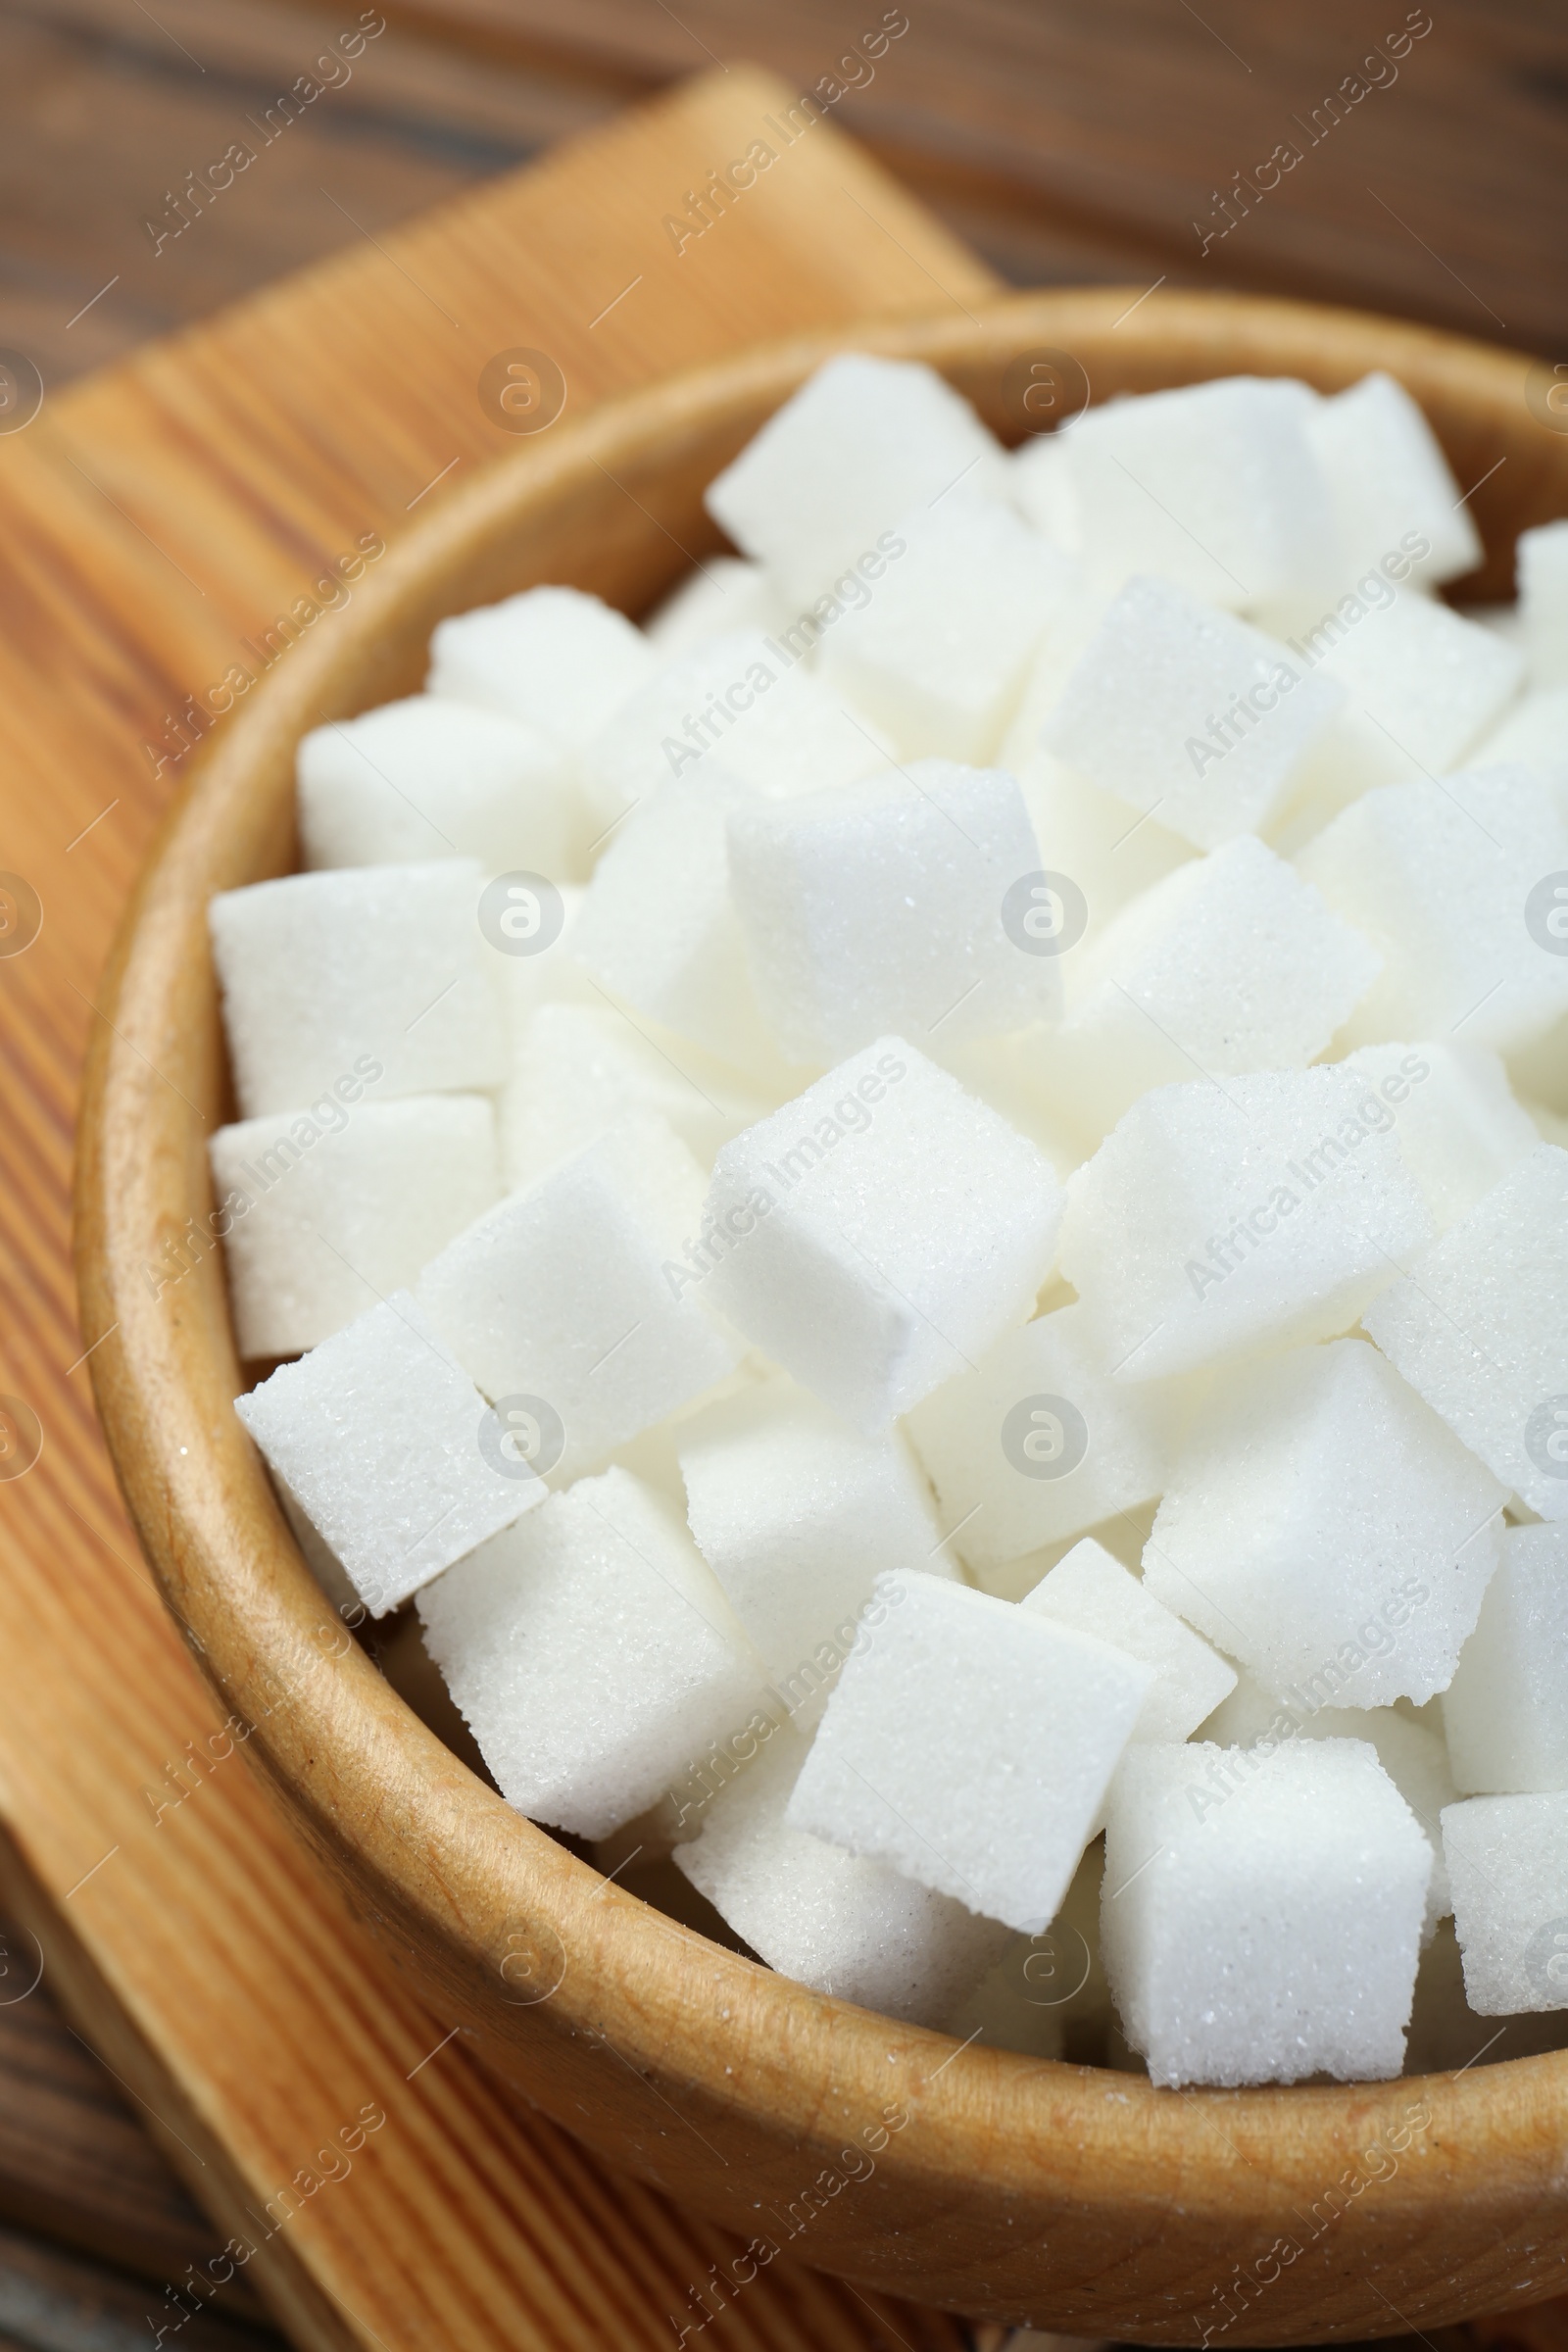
[0,66,1005,2351]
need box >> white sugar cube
[1364,1146,1568,1519]
[211,1093,501,1357]
[581,630,891,836]
[1145,1338,1505,1706]
[675,1727,1007,2025]
[236,1292,539,1615]
[1443,1525,1568,1794]
[815,497,1075,762]
[1298,767,1568,1054]
[1043,576,1344,850]
[678,1379,950,1713]
[1345,1042,1540,1231]
[787,1570,1153,1933]
[417,1116,743,1477]
[904,1300,1199,1570]
[1283,593,1522,820]
[1469,685,1568,792]
[705,355,1007,605]
[1059,1065,1434,1380]
[499,1003,765,1191]
[209,861,505,1117]
[1102,1739,1431,2085]
[1060,377,1334,612]
[1021,1538,1236,1742]
[727,762,1059,1062]
[644,556,786,655]
[1443,1791,1568,2012]
[296,696,579,877]
[1305,371,1481,589]
[426,584,656,756]
[702,1040,1064,1432]
[1519,520,1568,688]
[417,1466,765,1839]
[571,772,784,1073]
[1010,429,1081,553]
[1052,835,1379,1135]
[1200,1673,1457,1937]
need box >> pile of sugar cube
[210,354,1568,2089]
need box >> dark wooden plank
[291,0,1568,349]
[0,2221,280,2351]
[0,1919,271,2324]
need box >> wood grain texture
[0,67,996,2352]
[75,281,1568,2342]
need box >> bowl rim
[75,285,1568,2325]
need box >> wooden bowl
[77,289,1568,2344]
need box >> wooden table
[0,9,1563,2348]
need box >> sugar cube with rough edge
[1059,376,1335,613]
[1519,520,1568,688]
[1144,1337,1506,1708]
[208,860,505,1117]
[674,1727,1010,2026]
[1197,1670,1458,1939]
[1364,1145,1568,1520]
[416,1466,767,1840]
[1283,593,1523,802]
[274,1475,361,1619]
[571,771,787,1074]
[704,354,1008,606]
[416,1114,744,1479]
[1042,576,1345,851]
[1298,766,1568,1055]
[1057,1065,1434,1382]
[499,1003,768,1192]
[903,1299,1200,1570]
[701,1038,1065,1434]
[235,1292,540,1617]
[580,629,893,837]
[1469,684,1568,794]
[1443,1525,1568,1795]
[1020,1537,1237,1743]
[785,1569,1154,1933]
[643,556,787,657]
[677,1378,953,1716]
[426,584,656,758]
[1102,1739,1431,2086]
[210,1093,501,1358]
[1303,370,1481,592]
[1050,835,1381,1138]
[815,496,1077,762]
[726,762,1060,1063]
[296,696,580,879]
[1344,1041,1540,1233]
[1442,1790,1568,2014]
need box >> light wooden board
[0,66,1000,2352]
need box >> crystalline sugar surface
[417,1466,765,1839]
[1058,1065,1434,1380]
[212,1093,501,1357]
[702,1039,1064,1432]
[787,1569,1153,1933]
[235,1292,539,1615]
[209,861,505,1116]
[1144,1337,1505,1707]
